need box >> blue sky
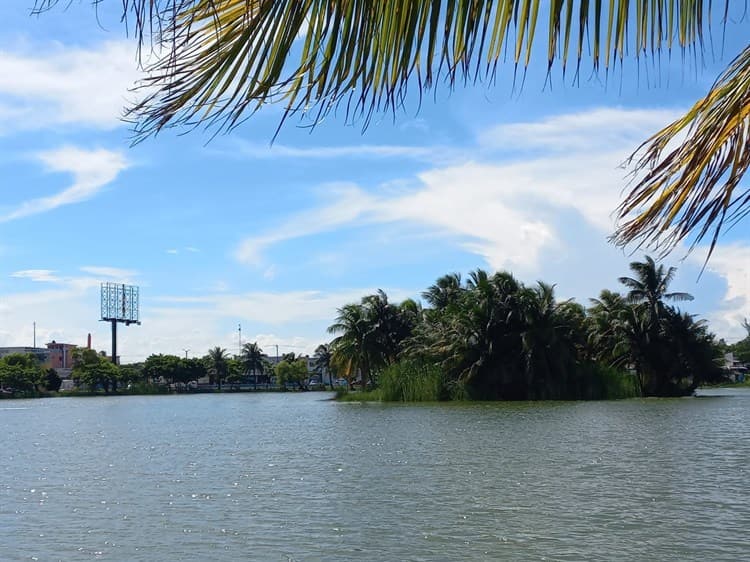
[1,3,749,362]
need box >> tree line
[322,257,726,400]
[0,256,734,400]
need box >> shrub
[378,361,448,402]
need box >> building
[723,352,748,383]
[0,347,51,364]
[46,341,78,370]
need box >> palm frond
[33,1,724,141]
[614,43,750,258]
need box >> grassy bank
[335,361,641,403]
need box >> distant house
[723,352,748,383]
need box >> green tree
[72,349,122,393]
[36,1,750,256]
[422,273,463,312]
[44,368,62,392]
[143,354,183,384]
[726,320,750,365]
[182,358,207,385]
[241,342,264,389]
[618,256,694,329]
[274,359,310,390]
[205,347,229,390]
[0,354,45,394]
[312,343,334,389]
[584,257,717,396]
[225,358,244,389]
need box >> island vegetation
[328,257,726,401]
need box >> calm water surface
[2,389,749,561]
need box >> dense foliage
[327,257,724,401]
[0,353,47,395]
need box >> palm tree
[328,303,377,390]
[312,343,334,389]
[422,273,463,311]
[36,1,750,256]
[587,290,630,367]
[240,342,264,390]
[206,346,229,391]
[618,256,694,329]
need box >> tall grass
[378,361,448,402]
[576,363,640,399]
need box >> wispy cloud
[11,269,60,282]
[234,107,678,273]
[165,247,200,255]
[479,107,682,153]
[0,40,140,132]
[0,146,128,222]
[225,138,461,163]
[79,266,138,281]
[234,183,380,265]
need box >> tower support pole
[111,320,118,364]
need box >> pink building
[46,341,77,369]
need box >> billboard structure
[100,283,141,364]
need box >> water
[2,389,749,561]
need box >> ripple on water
[1,391,749,560]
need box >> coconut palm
[35,1,750,256]
[312,343,334,389]
[422,273,463,311]
[618,256,694,328]
[206,346,229,390]
[587,289,630,367]
[519,282,576,398]
[240,342,264,389]
[328,303,376,390]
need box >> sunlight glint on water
[1,389,748,561]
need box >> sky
[1,3,749,363]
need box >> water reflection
[1,390,749,561]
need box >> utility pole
[183,348,190,359]
[33,321,36,348]
[275,344,279,364]
[238,323,242,356]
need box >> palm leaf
[33,0,722,141]
[613,44,750,259]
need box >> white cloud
[166,249,179,255]
[479,107,682,153]
[234,107,678,273]
[79,266,138,281]
[0,146,128,222]
[690,244,750,341]
[234,183,379,264]
[10,269,60,283]
[0,40,141,131]
[227,138,460,163]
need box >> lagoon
[2,390,749,561]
